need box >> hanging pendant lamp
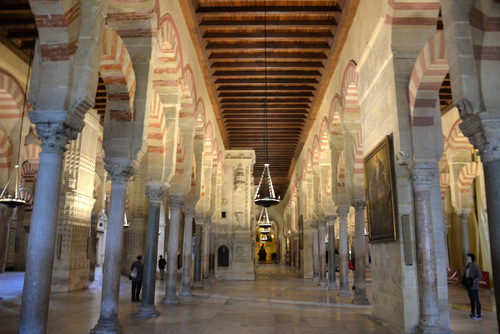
[257,207,272,227]
[254,2,280,208]
[0,32,36,208]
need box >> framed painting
[363,135,397,242]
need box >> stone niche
[216,150,256,280]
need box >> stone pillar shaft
[337,207,351,297]
[202,219,210,279]
[180,206,194,296]
[162,196,183,304]
[411,163,440,332]
[318,220,328,286]
[458,211,470,268]
[137,183,164,317]
[19,151,64,334]
[193,220,203,289]
[208,223,216,281]
[353,201,369,305]
[327,215,338,290]
[312,223,319,282]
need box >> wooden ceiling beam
[200,20,338,28]
[206,41,331,50]
[216,78,318,84]
[211,61,325,68]
[213,70,321,76]
[196,6,341,15]
[209,51,327,59]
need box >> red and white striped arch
[93,172,102,200]
[445,119,472,152]
[21,161,35,182]
[195,98,206,139]
[180,65,197,118]
[147,90,167,154]
[0,70,25,123]
[337,151,346,187]
[20,188,34,212]
[204,121,214,155]
[29,0,81,62]
[22,144,41,171]
[328,95,343,134]
[409,30,448,127]
[311,136,320,167]
[352,128,364,175]
[319,118,330,154]
[212,139,220,168]
[100,25,136,122]
[440,172,450,201]
[457,162,480,194]
[154,15,183,94]
[175,130,185,175]
[0,130,12,171]
[341,61,360,113]
[191,152,196,187]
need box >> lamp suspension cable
[0,29,36,208]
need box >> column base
[136,304,160,318]
[338,288,351,297]
[416,325,448,334]
[208,275,216,284]
[161,293,179,305]
[328,281,338,290]
[179,286,192,296]
[319,278,328,287]
[352,295,370,305]
[90,318,123,334]
[193,281,203,290]
[312,276,320,283]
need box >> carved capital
[455,98,474,119]
[36,122,80,153]
[326,215,337,226]
[168,195,183,210]
[337,206,350,219]
[145,182,165,204]
[409,161,437,193]
[204,217,212,227]
[352,200,366,212]
[104,159,138,182]
[459,111,500,164]
[182,204,195,219]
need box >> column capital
[337,206,350,218]
[327,214,337,226]
[35,121,80,153]
[352,200,366,212]
[459,110,500,164]
[204,216,212,227]
[104,159,138,182]
[168,195,183,210]
[182,204,195,218]
[456,209,471,218]
[145,182,166,204]
[194,213,205,225]
[409,160,437,192]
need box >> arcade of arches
[0,1,499,333]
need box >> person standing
[158,255,167,280]
[465,253,482,320]
[131,255,144,302]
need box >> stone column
[0,206,10,273]
[337,207,351,297]
[459,112,500,328]
[208,222,216,283]
[457,210,470,268]
[327,215,338,290]
[179,205,195,296]
[352,201,370,305]
[318,219,328,286]
[137,182,165,317]
[19,120,81,334]
[162,195,183,304]
[202,218,211,279]
[91,160,136,333]
[410,162,440,332]
[311,221,320,283]
[192,215,203,289]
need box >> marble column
[19,121,81,334]
[410,162,440,332]
[162,195,183,304]
[179,205,195,296]
[137,182,165,317]
[202,218,211,280]
[337,207,351,297]
[457,210,470,268]
[192,216,203,289]
[91,160,136,334]
[352,201,370,305]
[208,222,216,283]
[327,215,338,290]
[0,206,10,273]
[459,112,500,328]
[318,219,328,286]
[312,222,320,283]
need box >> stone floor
[0,264,497,333]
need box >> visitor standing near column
[465,253,482,320]
[131,255,144,302]
[158,255,166,280]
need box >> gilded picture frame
[363,135,397,242]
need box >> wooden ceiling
[0,1,454,199]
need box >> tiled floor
[0,265,497,333]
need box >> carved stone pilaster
[459,110,500,164]
[35,122,80,153]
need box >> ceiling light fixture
[254,1,280,208]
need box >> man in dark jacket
[131,255,144,302]
[465,253,482,320]
[158,255,167,280]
